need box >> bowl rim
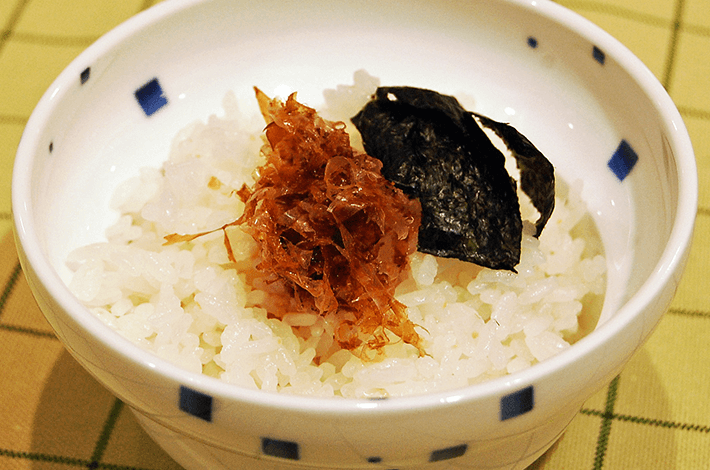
[12,0,698,415]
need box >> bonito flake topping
[166,88,424,358]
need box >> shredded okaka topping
[166,88,423,357]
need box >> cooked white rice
[67,72,605,398]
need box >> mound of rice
[67,72,605,398]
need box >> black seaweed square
[134,77,168,116]
[179,385,213,422]
[261,438,300,460]
[500,386,534,421]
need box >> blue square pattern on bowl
[135,78,168,116]
[179,385,213,422]
[174,385,538,464]
[262,438,300,460]
[608,139,639,181]
[500,386,535,421]
[429,444,469,462]
[80,67,91,85]
[593,45,606,65]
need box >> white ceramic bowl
[12,0,697,469]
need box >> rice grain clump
[67,74,605,398]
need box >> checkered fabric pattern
[0,0,708,469]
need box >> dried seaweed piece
[474,113,555,237]
[352,86,532,271]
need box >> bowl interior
[18,0,687,385]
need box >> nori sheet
[351,86,554,271]
[474,113,555,237]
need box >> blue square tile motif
[430,444,468,462]
[135,78,168,116]
[262,438,300,460]
[179,385,213,422]
[608,139,638,181]
[593,46,606,64]
[80,67,90,85]
[500,386,534,420]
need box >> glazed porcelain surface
[12,0,696,468]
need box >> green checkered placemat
[1,0,709,468]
